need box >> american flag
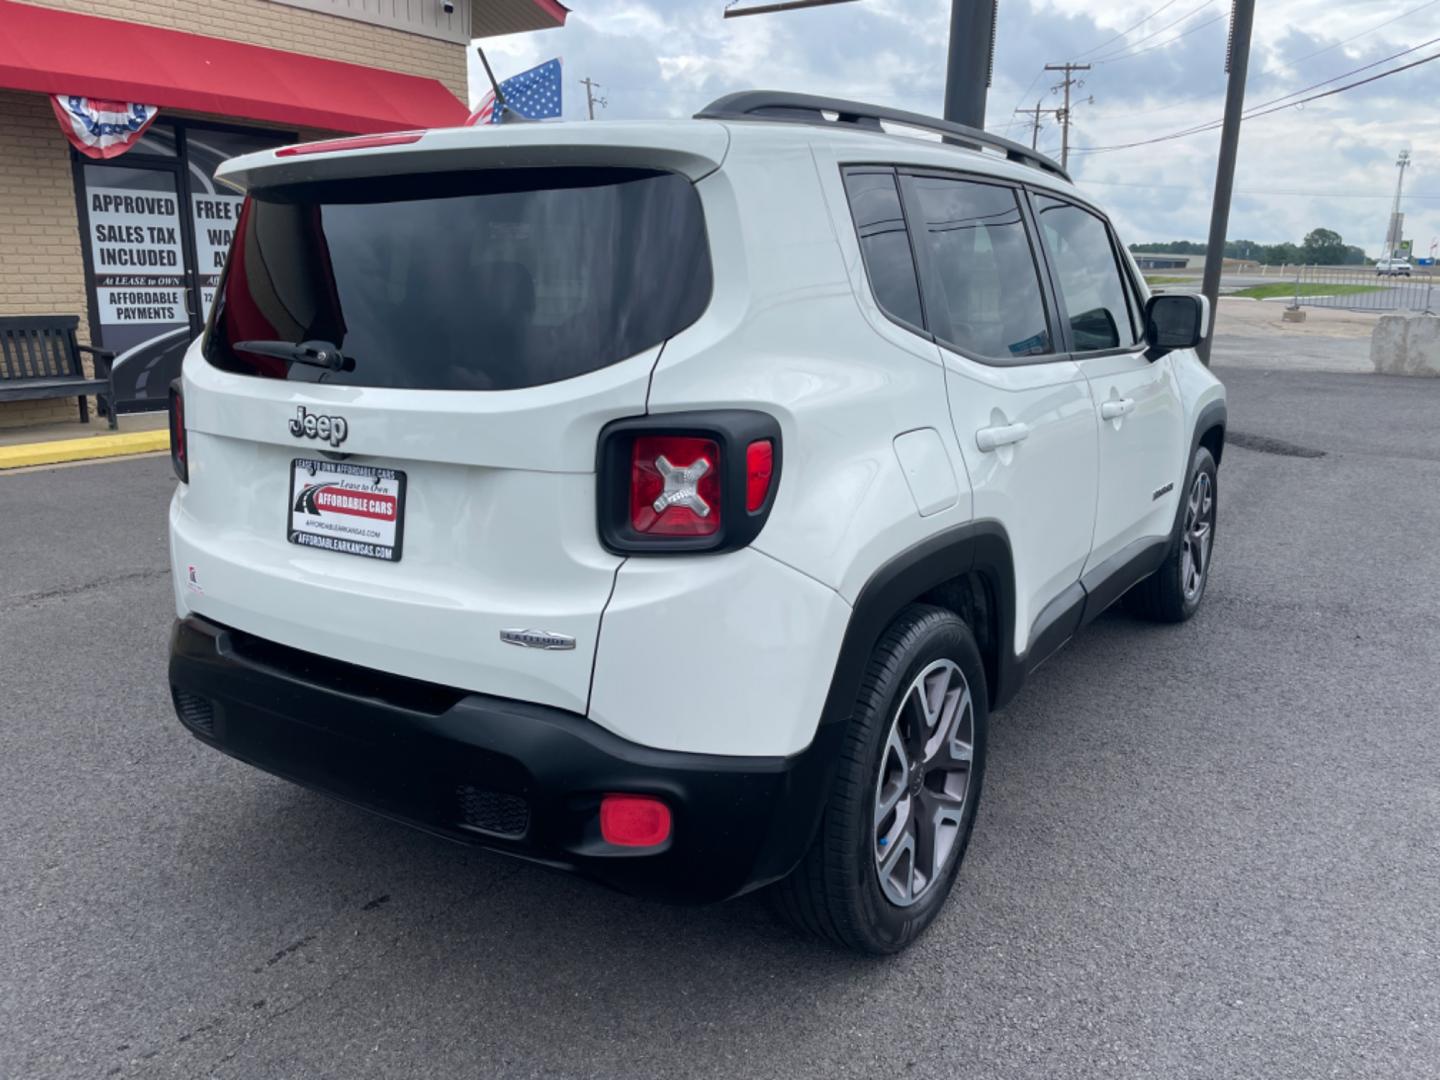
[467,58,563,126]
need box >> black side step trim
[1023,536,1172,675]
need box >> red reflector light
[168,384,187,483]
[745,439,774,512]
[275,131,424,157]
[600,794,672,847]
[630,435,721,536]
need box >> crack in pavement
[204,864,528,1080]
[3,567,169,610]
[103,864,526,1079]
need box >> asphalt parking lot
[3,364,1438,1080]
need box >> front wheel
[1127,444,1217,622]
[773,605,988,954]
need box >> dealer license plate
[288,458,407,562]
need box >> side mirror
[1143,293,1210,357]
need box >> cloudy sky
[468,0,1440,257]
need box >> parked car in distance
[1376,257,1413,276]
[166,91,1227,955]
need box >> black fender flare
[1191,398,1228,466]
[817,519,1021,730]
[762,521,1019,886]
[1169,398,1228,551]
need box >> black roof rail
[694,90,1072,183]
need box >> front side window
[906,175,1053,360]
[842,169,924,330]
[206,167,711,391]
[1033,196,1139,352]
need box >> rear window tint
[205,167,711,391]
[1033,195,1140,351]
[842,169,924,330]
[906,175,1053,360]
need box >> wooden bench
[0,315,117,428]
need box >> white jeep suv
[167,92,1226,954]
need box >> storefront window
[77,122,293,409]
[82,163,190,367]
[133,126,178,157]
[184,129,283,313]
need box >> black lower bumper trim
[168,616,838,903]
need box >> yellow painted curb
[0,430,169,470]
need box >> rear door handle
[975,422,1030,453]
[1100,398,1135,421]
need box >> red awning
[0,0,470,135]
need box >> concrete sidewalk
[0,411,168,470]
[1209,298,1374,373]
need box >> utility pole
[1197,0,1255,366]
[1043,62,1090,171]
[579,77,607,120]
[1384,149,1411,260]
[943,0,998,129]
[1013,99,1048,150]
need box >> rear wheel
[1127,445,1217,623]
[774,605,988,954]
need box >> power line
[1246,34,1440,112]
[1092,10,1228,65]
[999,66,1049,132]
[1026,0,1440,140]
[1089,33,1440,131]
[1003,1,1200,130]
[1088,0,1219,62]
[1074,46,1440,154]
[1286,0,1440,67]
[1070,0,1185,60]
[1088,0,1440,106]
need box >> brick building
[0,0,565,429]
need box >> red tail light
[600,794,672,847]
[630,435,721,536]
[597,412,781,554]
[168,382,187,483]
[745,439,774,512]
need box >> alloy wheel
[1181,470,1214,602]
[872,659,975,907]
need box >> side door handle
[1100,398,1135,421]
[975,421,1030,453]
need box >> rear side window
[906,176,1053,360]
[842,169,925,330]
[1033,195,1139,352]
[205,167,711,391]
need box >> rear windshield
[204,167,711,391]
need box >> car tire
[1126,444,1218,623]
[773,604,988,954]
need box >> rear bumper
[168,616,838,903]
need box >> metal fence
[1146,264,1438,313]
[1259,264,1438,313]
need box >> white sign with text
[86,186,184,276]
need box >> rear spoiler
[215,121,731,193]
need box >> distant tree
[1301,228,1347,266]
[1129,233,1360,266]
[1128,240,1206,255]
[1261,243,1302,266]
